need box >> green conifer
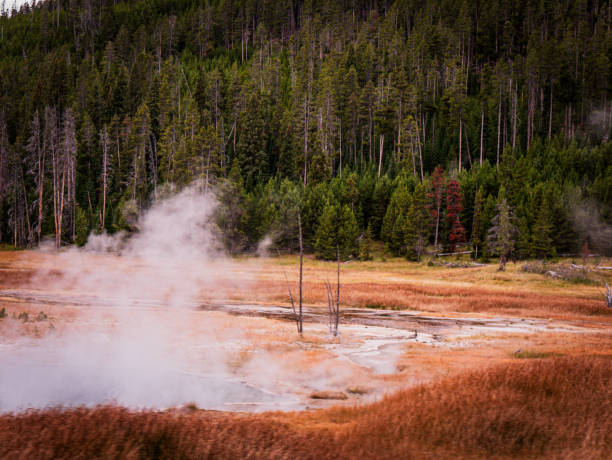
[471,186,484,259]
[315,203,359,260]
[359,224,374,261]
[405,183,431,261]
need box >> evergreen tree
[427,165,445,251]
[390,212,407,255]
[516,215,531,260]
[359,224,374,261]
[0,0,611,255]
[236,93,268,190]
[481,193,498,258]
[382,182,411,254]
[315,203,359,260]
[270,179,302,251]
[487,192,518,258]
[404,183,431,261]
[127,103,151,210]
[471,186,484,259]
[301,183,329,250]
[530,199,555,258]
[75,205,89,247]
[446,179,465,251]
[369,176,392,238]
[216,159,248,255]
[244,184,277,250]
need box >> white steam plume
[0,186,271,412]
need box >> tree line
[0,0,610,257]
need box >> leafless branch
[277,249,300,332]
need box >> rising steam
[0,186,266,412]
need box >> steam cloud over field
[0,187,256,412]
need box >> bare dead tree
[7,158,31,248]
[277,249,300,333]
[0,1,5,42]
[335,245,340,335]
[325,279,334,335]
[45,106,62,249]
[480,105,484,165]
[278,208,304,334]
[298,209,303,334]
[26,109,45,244]
[64,109,77,244]
[51,107,76,248]
[99,124,111,231]
[378,133,384,178]
[0,108,9,204]
[602,281,612,308]
[325,246,341,337]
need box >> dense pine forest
[0,0,610,259]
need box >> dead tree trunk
[458,114,462,172]
[416,116,424,181]
[480,106,484,165]
[497,87,501,167]
[511,79,517,150]
[26,110,44,245]
[603,282,612,308]
[100,125,110,231]
[303,96,309,186]
[463,120,472,169]
[278,249,300,333]
[298,209,303,334]
[335,245,340,335]
[433,200,441,251]
[548,85,553,140]
[377,134,384,178]
[325,280,334,335]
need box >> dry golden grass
[1,252,611,458]
[238,255,612,320]
[2,251,610,320]
[0,356,609,459]
[250,278,609,318]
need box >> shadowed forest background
[0,0,611,258]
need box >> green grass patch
[512,350,564,359]
[0,243,20,251]
[363,303,389,310]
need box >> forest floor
[0,250,610,458]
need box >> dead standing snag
[602,281,612,308]
[278,249,300,333]
[325,246,341,337]
[298,210,303,334]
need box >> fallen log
[436,251,472,257]
[310,391,348,400]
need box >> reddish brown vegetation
[2,252,609,319]
[256,280,609,318]
[1,356,609,459]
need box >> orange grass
[245,279,609,318]
[2,252,610,320]
[231,256,612,319]
[1,356,609,459]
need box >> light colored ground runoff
[0,250,610,413]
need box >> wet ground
[0,287,602,413]
[0,251,609,414]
